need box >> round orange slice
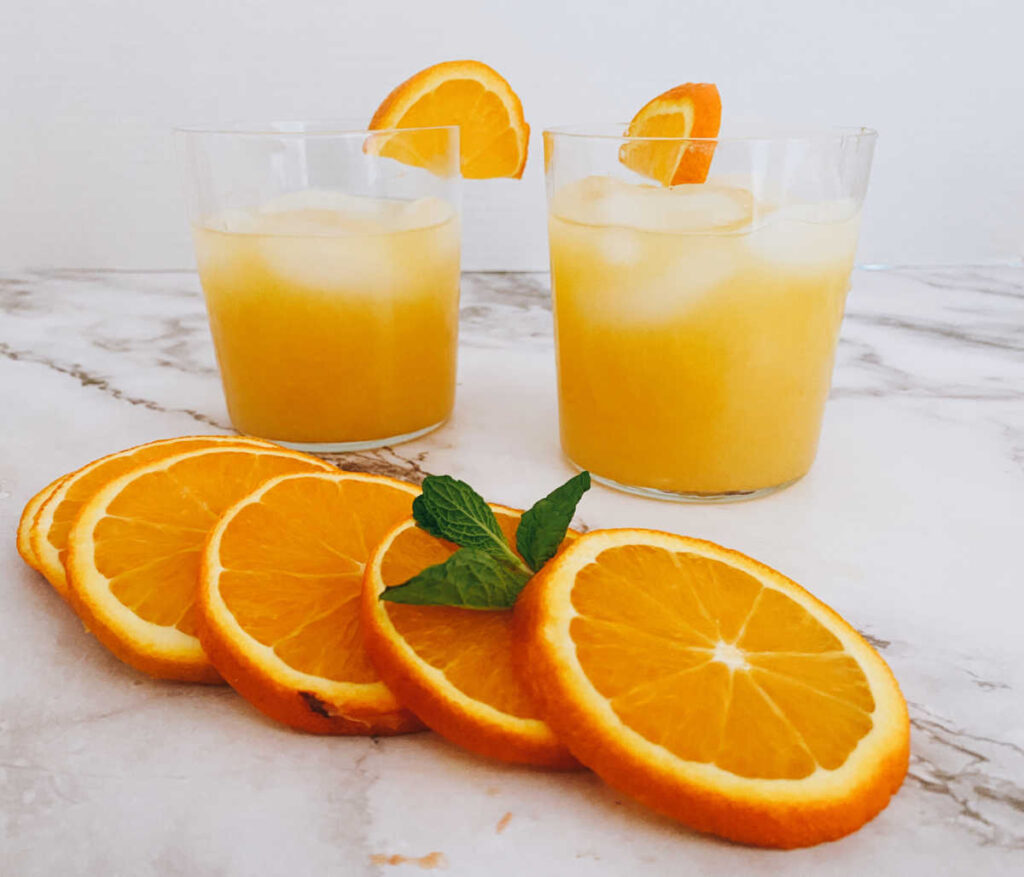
[198,471,423,735]
[362,506,577,768]
[619,82,721,186]
[368,59,529,179]
[31,434,274,599]
[513,529,909,848]
[17,473,68,573]
[65,443,333,683]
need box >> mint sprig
[380,471,591,609]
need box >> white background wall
[1,0,1022,271]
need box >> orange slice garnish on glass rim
[367,59,529,179]
[619,82,722,186]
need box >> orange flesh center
[213,476,415,682]
[570,545,875,779]
[380,516,542,719]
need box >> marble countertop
[2,266,1023,875]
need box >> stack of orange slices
[14,76,909,849]
[16,430,909,848]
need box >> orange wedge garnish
[619,83,721,186]
[368,59,529,179]
[362,506,578,768]
[513,529,910,848]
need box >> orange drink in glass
[544,126,876,500]
[179,123,460,451]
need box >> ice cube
[551,175,754,234]
[260,189,400,221]
[255,190,454,235]
[253,196,456,293]
[746,201,861,268]
[198,191,456,292]
[258,231,405,293]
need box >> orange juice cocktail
[180,123,461,451]
[544,127,876,500]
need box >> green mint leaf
[411,494,445,540]
[417,475,529,573]
[516,471,591,572]
[379,547,532,609]
[419,475,504,548]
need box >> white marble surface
[2,267,1023,875]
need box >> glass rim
[542,123,877,144]
[174,120,459,137]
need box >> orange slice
[17,473,68,573]
[619,83,721,186]
[31,434,274,599]
[513,529,909,848]
[198,471,423,735]
[362,506,577,768]
[65,444,333,683]
[368,59,529,179]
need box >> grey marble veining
[2,267,1023,875]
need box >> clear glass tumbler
[544,125,876,501]
[178,122,461,451]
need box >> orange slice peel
[17,473,67,573]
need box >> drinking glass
[544,124,876,501]
[178,122,461,451]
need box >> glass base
[584,468,802,504]
[264,420,444,454]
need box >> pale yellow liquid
[549,178,858,495]
[194,196,460,445]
